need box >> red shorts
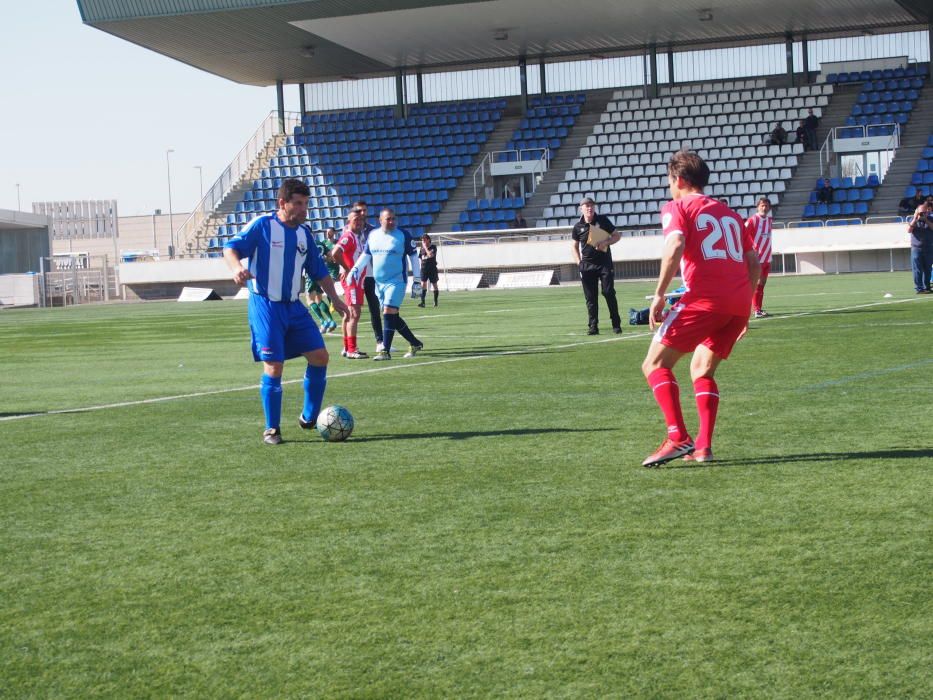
[655,302,748,359]
[341,279,364,306]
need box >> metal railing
[174,111,301,254]
[820,123,900,177]
[472,148,551,198]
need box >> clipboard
[586,224,611,247]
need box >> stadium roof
[77,0,932,87]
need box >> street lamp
[165,149,175,258]
[194,165,203,201]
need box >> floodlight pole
[194,165,203,201]
[166,149,175,259]
[15,183,21,211]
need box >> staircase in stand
[521,89,616,226]
[774,83,862,223]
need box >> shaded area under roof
[77,0,931,87]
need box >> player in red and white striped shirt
[745,197,773,318]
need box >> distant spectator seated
[768,123,787,146]
[795,120,809,150]
[899,192,925,215]
[816,181,834,204]
[510,210,528,229]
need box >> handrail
[175,110,301,253]
[472,151,493,198]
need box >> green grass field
[1,272,930,698]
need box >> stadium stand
[803,67,927,220]
[454,197,526,232]
[538,79,825,229]
[903,133,933,199]
[495,93,585,162]
[209,100,506,252]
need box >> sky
[1,0,300,217]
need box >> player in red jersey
[745,197,773,318]
[332,208,368,359]
[641,151,761,467]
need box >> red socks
[693,377,720,451]
[647,368,689,442]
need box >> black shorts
[421,268,439,284]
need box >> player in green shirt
[304,228,340,332]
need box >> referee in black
[571,196,623,335]
[418,234,440,307]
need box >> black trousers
[363,276,383,341]
[580,265,621,331]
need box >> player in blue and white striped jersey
[224,178,348,445]
[348,208,423,361]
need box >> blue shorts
[247,295,324,363]
[376,278,406,309]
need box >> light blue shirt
[350,227,420,284]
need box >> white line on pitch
[0,296,921,423]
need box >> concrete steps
[775,84,863,222]
[430,114,523,232]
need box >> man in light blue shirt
[349,208,424,361]
[224,178,348,444]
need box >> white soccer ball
[316,405,354,442]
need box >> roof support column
[416,71,424,104]
[785,33,795,88]
[539,58,547,95]
[276,79,285,134]
[519,56,528,115]
[801,36,810,84]
[395,69,406,119]
[298,83,306,116]
[648,43,659,98]
[668,45,675,87]
[928,24,932,73]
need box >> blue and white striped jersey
[224,214,328,302]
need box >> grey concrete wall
[0,227,50,274]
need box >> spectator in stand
[899,191,925,215]
[510,210,528,229]
[804,108,820,151]
[816,180,834,205]
[795,120,809,150]
[768,123,788,146]
[907,198,933,294]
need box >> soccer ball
[316,405,354,442]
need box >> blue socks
[382,313,397,353]
[260,374,282,430]
[394,315,420,345]
[302,364,327,425]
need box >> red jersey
[744,213,773,265]
[660,193,754,317]
[335,227,363,270]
